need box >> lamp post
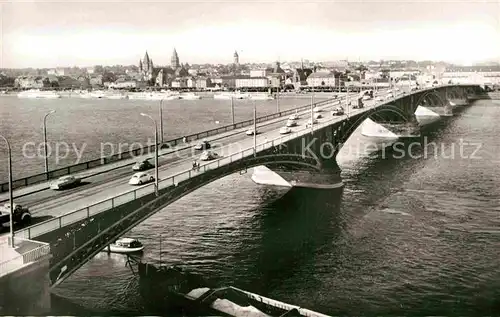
[0,135,14,248]
[140,113,159,196]
[158,99,164,144]
[310,94,314,134]
[230,97,235,125]
[276,88,280,113]
[43,110,56,175]
[253,101,257,157]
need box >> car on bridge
[286,119,297,127]
[246,129,257,136]
[200,150,220,161]
[314,113,323,119]
[313,106,322,113]
[50,175,81,190]
[279,127,292,134]
[0,203,32,229]
[194,140,211,151]
[128,172,155,186]
[289,113,299,120]
[332,107,344,116]
[375,96,384,101]
[306,119,318,128]
[132,159,154,171]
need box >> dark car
[194,141,211,151]
[132,159,154,171]
[0,203,32,229]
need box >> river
[42,99,500,315]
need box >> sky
[1,0,500,68]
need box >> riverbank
[1,90,344,99]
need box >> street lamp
[158,99,164,144]
[140,113,159,196]
[0,134,14,248]
[43,110,56,175]
[253,101,257,157]
[276,88,280,113]
[230,97,235,125]
[310,94,314,134]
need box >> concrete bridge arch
[416,89,448,107]
[49,153,322,286]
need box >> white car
[313,106,322,113]
[286,120,297,127]
[385,94,393,100]
[128,172,154,185]
[314,113,323,119]
[306,119,318,128]
[331,107,344,116]
[279,127,291,134]
[246,129,257,136]
[375,96,384,101]
[194,140,211,151]
[289,113,299,120]
[200,150,220,161]
[50,175,81,190]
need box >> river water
[3,97,500,315]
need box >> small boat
[17,89,61,99]
[180,92,201,100]
[250,93,274,100]
[213,92,250,100]
[108,238,144,253]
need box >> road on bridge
[1,89,394,238]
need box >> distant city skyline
[2,0,500,68]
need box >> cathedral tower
[171,48,180,69]
[233,50,239,65]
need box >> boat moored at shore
[180,92,201,100]
[17,89,62,99]
[249,93,274,100]
[213,92,250,100]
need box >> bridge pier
[251,165,343,189]
[360,118,420,139]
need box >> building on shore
[441,65,500,85]
[235,77,269,89]
[306,71,338,88]
[138,49,189,87]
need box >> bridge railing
[0,97,338,193]
[16,107,351,240]
[14,84,469,240]
[0,238,50,277]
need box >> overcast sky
[1,0,500,68]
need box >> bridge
[0,84,482,307]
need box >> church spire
[233,50,239,65]
[171,48,180,69]
[143,51,150,65]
